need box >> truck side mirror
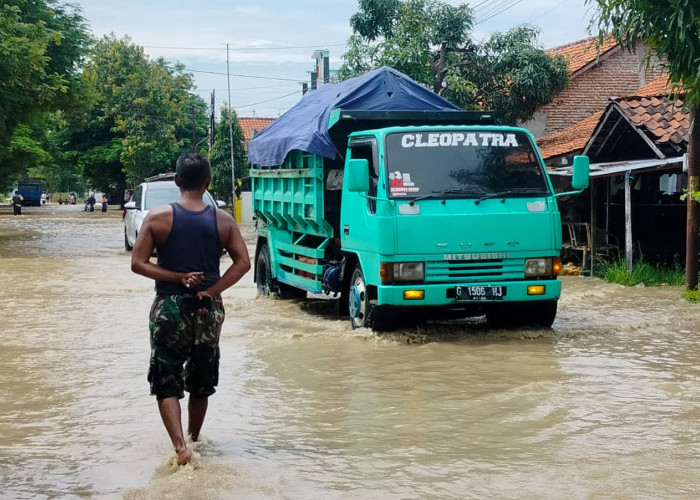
[571,155,590,190]
[346,159,370,192]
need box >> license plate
[455,285,506,301]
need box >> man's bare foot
[176,448,192,466]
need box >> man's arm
[202,211,251,297]
[131,207,204,288]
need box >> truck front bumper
[376,279,561,307]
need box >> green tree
[61,35,208,190]
[209,106,246,202]
[0,0,89,190]
[339,0,568,125]
[588,0,700,290]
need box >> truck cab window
[349,141,378,213]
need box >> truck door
[341,137,382,256]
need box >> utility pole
[686,106,699,290]
[209,90,215,154]
[191,105,196,152]
[226,43,236,218]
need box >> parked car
[123,175,223,251]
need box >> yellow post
[235,179,242,223]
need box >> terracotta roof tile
[238,117,275,145]
[537,110,604,160]
[613,95,689,148]
[547,35,619,75]
[633,74,673,97]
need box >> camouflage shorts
[148,294,225,400]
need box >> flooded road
[1,205,699,498]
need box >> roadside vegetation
[598,259,700,303]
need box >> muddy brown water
[1,205,699,499]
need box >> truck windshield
[384,129,550,199]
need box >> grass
[682,289,700,303]
[598,259,700,303]
[598,260,686,286]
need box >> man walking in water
[131,153,250,466]
[12,190,23,215]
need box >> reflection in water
[1,206,699,498]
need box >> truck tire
[526,300,557,328]
[256,245,273,296]
[348,264,390,330]
[124,228,133,251]
[486,300,557,329]
[277,282,307,300]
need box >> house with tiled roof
[526,36,665,138]
[541,70,689,268]
[239,117,275,151]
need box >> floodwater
[1,205,699,499]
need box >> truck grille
[425,259,523,283]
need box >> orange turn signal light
[403,290,425,300]
[527,285,546,295]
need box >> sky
[73,0,599,118]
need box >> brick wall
[540,42,665,136]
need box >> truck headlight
[380,262,425,283]
[525,258,560,277]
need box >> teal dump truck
[249,67,588,330]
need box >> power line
[234,90,301,109]
[142,43,346,52]
[185,68,302,82]
[190,83,299,93]
[474,0,525,25]
[531,0,570,21]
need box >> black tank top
[155,203,222,294]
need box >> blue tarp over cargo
[247,66,461,166]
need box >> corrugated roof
[549,157,684,178]
[537,111,604,160]
[547,35,619,75]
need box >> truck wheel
[486,300,557,329]
[277,282,307,300]
[256,245,273,296]
[526,300,557,328]
[349,265,372,329]
[124,228,133,251]
[348,265,390,330]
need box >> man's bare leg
[157,397,192,465]
[187,395,209,441]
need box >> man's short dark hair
[176,153,211,190]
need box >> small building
[540,73,689,268]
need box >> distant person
[130,152,250,466]
[87,193,96,212]
[12,191,23,216]
[69,193,76,205]
[101,195,108,212]
[58,195,63,205]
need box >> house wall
[532,43,664,137]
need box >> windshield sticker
[389,171,419,196]
[400,132,519,148]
